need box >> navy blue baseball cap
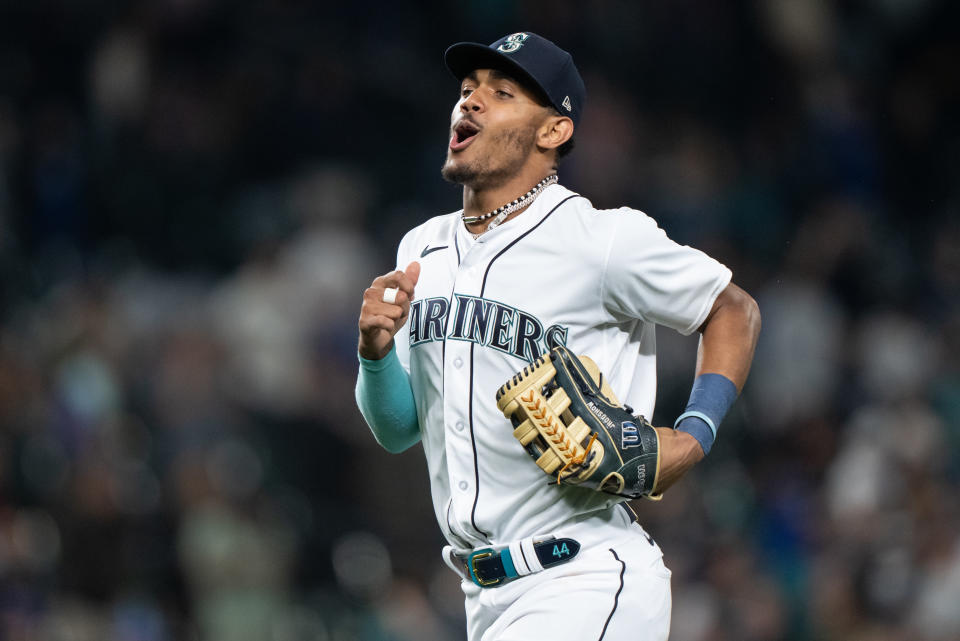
[444,32,586,127]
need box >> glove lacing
[557,431,599,482]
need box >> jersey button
[453,357,464,368]
[458,480,469,491]
[455,421,465,432]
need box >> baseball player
[355,32,760,641]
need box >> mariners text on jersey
[409,294,569,362]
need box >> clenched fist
[357,261,421,360]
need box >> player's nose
[460,91,484,113]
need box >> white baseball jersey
[394,183,731,550]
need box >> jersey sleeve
[600,208,732,335]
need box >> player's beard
[441,124,537,190]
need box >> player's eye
[496,89,513,97]
[460,87,474,98]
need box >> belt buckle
[468,548,501,587]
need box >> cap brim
[444,42,552,106]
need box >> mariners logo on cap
[497,32,530,53]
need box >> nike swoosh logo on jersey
[420,245,448,258]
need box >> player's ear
[537,114,574,152]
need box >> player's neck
[462,169,555,235]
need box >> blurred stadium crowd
[0,1,958,640]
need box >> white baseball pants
[460,524,672,641]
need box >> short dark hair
[556,136,575,160]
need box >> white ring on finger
[382,287,399,305]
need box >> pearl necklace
[462,175,558,236]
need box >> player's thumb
[405,261,421,288]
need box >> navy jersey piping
[466,340,489,538]
[465,193,580,540]
[597,548,626,640]
[440,222,461,370]
[447,220,487,539]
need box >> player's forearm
[695,283,761,391]
[355,345,422,453]
[653,428,703,492]
[673,283,760,457]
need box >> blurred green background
[0,1,958,640]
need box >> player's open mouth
[450,120,480,151]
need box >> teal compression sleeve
[355,344,421,453]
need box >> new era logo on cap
[444,32,587,127]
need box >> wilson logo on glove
[495,346,663,499]
[621,421,640,448]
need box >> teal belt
[457,537,581,588]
